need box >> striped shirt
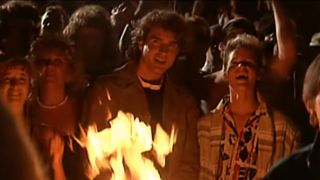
[198,97,300,180]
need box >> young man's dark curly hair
[127,9,187,61]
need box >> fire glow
[77,111,178,180]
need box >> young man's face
[226,47,258,91]
[139,26,179,76]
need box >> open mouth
[235,74,248,80]
[155,57,166,64]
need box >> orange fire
[77,111,177,180]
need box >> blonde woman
[29,35,86,180]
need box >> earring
[257,76,261,82]
[27,91,32,100]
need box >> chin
[232,84,252,90]
[7,100,23,107]
[153,67,166,75]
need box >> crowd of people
[0,0,320,179]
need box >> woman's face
[0,65,30,108]
[36,48,71,87]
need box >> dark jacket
[264,131,320,180]
[83,62,201,180]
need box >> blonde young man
[198,34,300,179]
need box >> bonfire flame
[77,111,177,180]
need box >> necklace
[37,95,68,109]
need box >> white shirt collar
[137,75,163,90]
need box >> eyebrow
[149,35,161,41]
[231,58,256,62]
[19,72,28,77]
[3,71,28,77]
[149,35,162,41]
[148,35,178,44]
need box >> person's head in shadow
[303,54,320,130]
[184,15,211,74]
[0,0,39,58]
[64,5,120,81]
[40,5,68,36]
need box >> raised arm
[269,0,297,79]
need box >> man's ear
[305,101,314,114]
[218,41,225,52]
[305,100,319,128]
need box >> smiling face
[0,65,30,108]
[226,47,259,91]
[137,26,179,79]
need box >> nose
[9,79,18,86]
[8,79,20,90]
[41,60,58,70]
[159,43,170,53]
[44,60,54,67]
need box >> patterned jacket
[198,97,300,180]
